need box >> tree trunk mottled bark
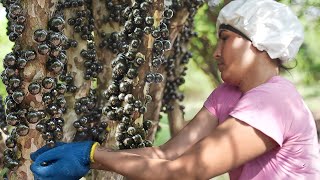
[62,0,92,143]
[132,7,164,141]
[9,1,56,179]
[92,0,119,105]
[91,0,166,179]
[91,0,123,178]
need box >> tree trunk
[0,0,203,179]
[91,0,123,179]
[6,1,55,179]
[165,8,190,136]
[62,2,92,142]
[91,0,166,179]
[165,5,205,136]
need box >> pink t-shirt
[204,76,320,180]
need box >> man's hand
[30,142,65,161]
[30,141,94,180]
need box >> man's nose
[213,44,221,60]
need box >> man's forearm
[119,146,167,159]
[91,146,188,180]
[90,145,168,170]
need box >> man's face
[213,29,259,86]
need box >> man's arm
[159,106,218,160]
[92,106,218,169]
[92,117,278,180]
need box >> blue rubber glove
[30,141,94,180]
[30,142,65,161]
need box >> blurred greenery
[0,4,12,98]
[191,1,320,85]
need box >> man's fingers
[34,145,64,164]
[30,142,65,161]
[30,146,51,161]
[31,150,64,177]
[30,163,52,177]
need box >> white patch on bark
[63,111,77,142]
[28,4,36,17]
[37,0,46,8]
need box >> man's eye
[221,36,228,41]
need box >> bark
[168,99,186,136]
[91,0,124,179]
[91,0,166,179]
[190,3,221,88]
[166,8,189,136]
[134,8,164,141]
[9,1,56,179]
[145,82,166,140]
[62,2,91,143]
[92,0,119,106]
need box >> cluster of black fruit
[36,118,64,147]
[64,1,103,80]
[56,0,87,11]
[100,0,157,55]
[73,89,106,143]
[100,0,176,149]
[103,0,132,24]
[57,0,105,142]
[103,87,150,120]
[0,0,101,171]
[115,119,153,149]
[0,95,7,135]
[161,40,190,113]
[2,49,36,93]
[81,42,103,80]
[0,0,36,169]
[144,8,173,84]
[99,0,168,149]
[34,20,68,75]
[3,129,20,169]
[33,77,69,147]
[2,0,26,42]
[0,0,78,169]
[30,11,72,148]
[160,0,203,114]
[102,86,152,149]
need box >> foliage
[190,0,320,86]
[281,0,320,84]
[190,3,222,87]
[0,8,12,97]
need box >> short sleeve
[204,87,219,118]
[204,83,243,122]
[229,88,287,146]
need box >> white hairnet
[216,0,304,62]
